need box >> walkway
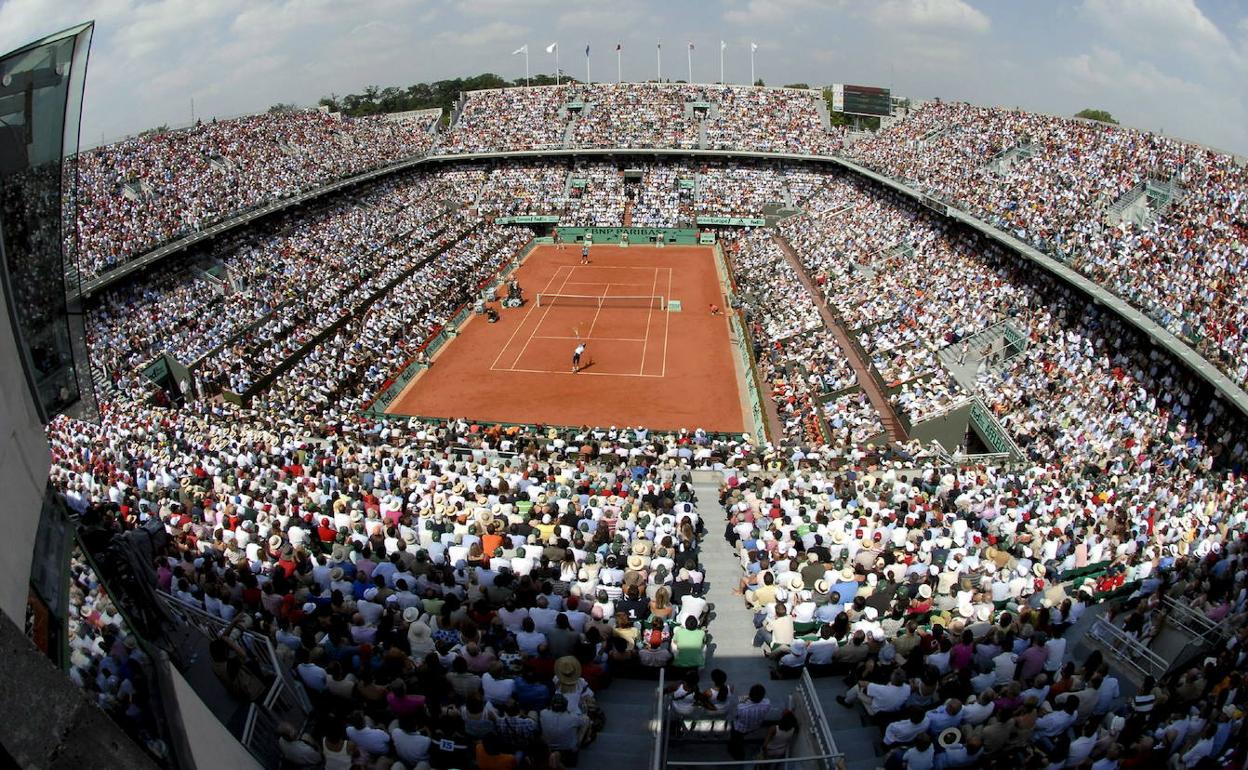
[680,472,883,770]
[771,231,908,443]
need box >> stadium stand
[42,86,1248,770]
[77,110,436,278]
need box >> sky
[1,0,1245,154]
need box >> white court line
[504,366,664,379]
[582,281,611,339]
[491,264,567,371]
[557,265,664,270]
[506,262,578,370]
[639,265,660,375]
[560,280,654,287]
[534,335,647,342]
[662,267,673,377]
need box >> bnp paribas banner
[695,216,767,227]
[558,227,702,244]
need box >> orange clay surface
[386,244,747,432]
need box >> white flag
[546,42,558,53]
[751,42,758,52]
[720,40,727,51]
[512,45,528,55]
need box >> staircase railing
[1161,596,1231,644]
[1088,617,1168,680]
[649,668,669,770]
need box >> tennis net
[535,294,666,310]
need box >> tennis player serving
[572,342,586,373]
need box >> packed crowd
[65,548,163,761]
[724,230,881,448]
[77,110,435,277]
[86,173,458,399]
[476,164,569,218]
[48,149,1248,769]
[628,164,694,228]
[845,100,1248,392]
[439,83,839,157]
[563,164,626,228]
[51,406,725,768]
[260,223,531,421]
[703,86,844,156]
[569,84,700,150]
[722,461,1248,768]
[779,173,1031,424]
[439,86,570,155]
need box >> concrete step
[828,725,885,763]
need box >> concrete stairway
[90,361,116,397]
[680,472,885,770]
[935,324,1010,392]
[577,676,661,768]
[586,472,889,768]
[562,106,583,149]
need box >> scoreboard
[831,84,891,117]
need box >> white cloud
[723,0,827,27]
[434,20,528,50]
[870,0,990,34]
[1,0,1244,154]
[1056,45,1246,152]
[1079,0,1244,74]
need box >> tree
[1074,108,1118,125]
[268,102,299,113]
[753,78,765,87]
[782,82,809,90]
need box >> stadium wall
[0,267,51,625]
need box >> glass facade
[0,22,96,422]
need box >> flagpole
[750,45,755,85]
[556,45,560,85]
[657,43,662,82]
[617,47,622,83]
[526,49,530,86]
[687,43,692,83]
[719,42,724,84]
[586,47,590,84]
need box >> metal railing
[650,668,669,770]
[969,397,1023,461]
[156,590,311,768]
[1088,617,1168,679]
[794,668,842,769]
[1162,596,1231,644]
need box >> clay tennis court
[387,243,749,432]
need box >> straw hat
[839,565,855,581]
[814,579,830,594]
[330,567,344,581]
[554,656,582,687]
[627,554,646,571]
[787,574,805,592]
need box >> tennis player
[572,342,586,373]
[580,242,590,265]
